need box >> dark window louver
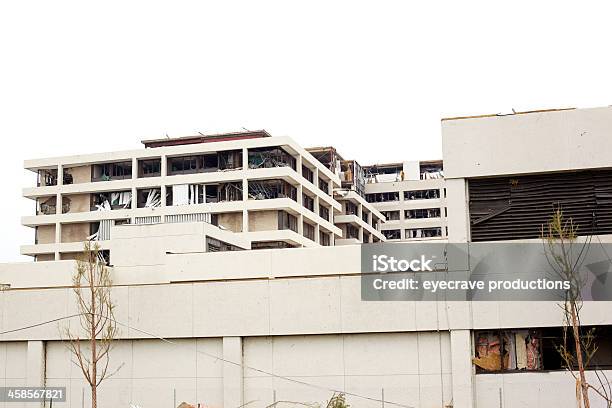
[468,169,612,242]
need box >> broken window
[92,161,132,182]
[405,208,441,219]
[278,211,298,232]
[366,192,400,203]
[91,191,132,211]
[138,158,161,177]
[318,177,329,195]
[320,231,331,246]
[37,197,57,215]
[37,169,57,186]
[381,210,400,221]
[136,188,161,208]
[302,165,314,183]
[303,194,315,212]
[363,231,370,243]
[248,146,296,170]
[345,201,358,215]
[345,225,360,240]
[218,150,242,170]
[362,210,369,224]
[405,227,442,239]
[319,205,330,222]
[167,184,205,206]
[469,169,612,241]
[472,326,612,373]
[404,189,440,200]
[382,229,401,240]
[205,184,219,203]
[303,222,315,241]
[218,182,243,202]
[340,160,366,197]
[248,179,296,201]
[420,161,444,180]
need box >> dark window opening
[405,208,441,219]
[318,178,329,195]
[302,165,314,183]
[303,194,315,212]
[366,192,400,203]
[206,237,244,252]
[382,229,401,240]
[319,231,331,246]
[92,161,132,182]
[474,326,612,373]
[405,227,442,239]
[404,189,440,200]
[248,179,296,201]
[139,159,161,177]
[278,211,298,232]
[382,210,400,221]
[319,205,330,222]
[303,222,315,241]
[248,146,296,170]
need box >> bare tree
[542,209,612,408]
[63,241,120,408]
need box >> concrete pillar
[131,157,138,179]
[26,341,45,387]
[54,223,61,260]
[450,329,474,408]
[57,164,63,187]
[445,179,470,242]
[242,209,249,233]
[242,148,248,170]
[223,337,243,408]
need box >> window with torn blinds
[469,169,612,242]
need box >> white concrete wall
[442,107,612,179]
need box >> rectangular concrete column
[223,336,243,408]
[450,329,474,408]
[26,340,45,387]
[446,178,470,242]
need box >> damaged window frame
[366,191,400,203]
[248,146,296,171]
[91,161,132,182]
[473,326,612,374]
[404,189,440,200]
[248,179,297,201]
[405,208,442,219]
[405,227,442,239]
[138,158,161,178]
[382,229,401,240]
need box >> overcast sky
[1,1,611,262]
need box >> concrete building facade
[0,107,611,408]
[363,161,448,241]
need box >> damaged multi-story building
[0,106,611,408]
[23,130,387,262]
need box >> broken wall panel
[469,169,612,241]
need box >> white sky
[1,0,611,262]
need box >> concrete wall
[60,223,90,243]
[442,107,612,179]
[248,210,278,232]
[65,165,91,184]
[218,212,243,233]
[36,225,55,244]
[64,193,90,213]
